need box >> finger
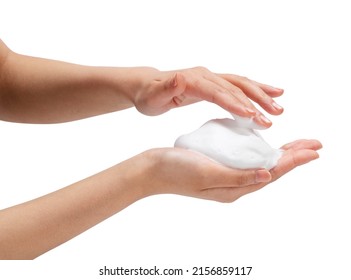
[182,68,260,118]
[220,74,284,115]
[198,74,274,127]
[161,72,187,101]
[207,143,320,202]
[270,149,320,181]
[209,167,272,187]
[186,75,255,117]
[280,139,323,151]
[141,72,188,115]
[152,72,204,113]
[203,75,274,126]
[203,73,257,109]
[202,183,267,203]
[252,81,284,98]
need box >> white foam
[174,116,282,170]
[230,113,267,130]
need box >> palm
[159,139,322,202]
[205,139,322,202]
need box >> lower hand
[143,139,322,202]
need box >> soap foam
[174,117,282,170]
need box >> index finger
[219,74,284,116]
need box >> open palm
[200,139,322,202]
[147,139,322,202]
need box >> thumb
[164,72,187,106]
[222,169,272,187]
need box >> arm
[0,153,151,259]
[0,139,321,259]
[0,39,149,123]
[0,39,283,125]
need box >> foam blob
[174,116,282,170]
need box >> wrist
[114,149,161,200]
[110,66,159,108]
[135,148,178,197]
[130,148,173,198]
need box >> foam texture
[175,116,282,169]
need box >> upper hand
[133,67,284,128]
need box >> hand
[144,139,322,202]
[133,67,284,127]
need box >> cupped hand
[133,67,284,127]
[145,139,322,202]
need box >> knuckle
[235,172,253,186]
[239,75,250,83]
[193,66,209,73]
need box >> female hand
[0,39,283,125]
[133,67,284,127]
[0,139,321,259]
[143,139,322,202]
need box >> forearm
[0,151,153,259]
[0,41,155,123]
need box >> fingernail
[259,114,272,125]
[256,170,271,183]
[272,101,283,111]
[246,107,256,115]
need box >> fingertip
[229,105,255,118]
[303,150,320,165]
[246,107,257,115]
[255,82,284,97]
[311,139,323,150]
[311,150,320,160]
[271,101,284,114]
[271,87,284,97]
[295,149,320,166]
[256,169,272,183]
[255,114,272,128]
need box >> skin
[0,40,283,125]
[0,39,322,259]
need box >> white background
[0,0,350,279]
